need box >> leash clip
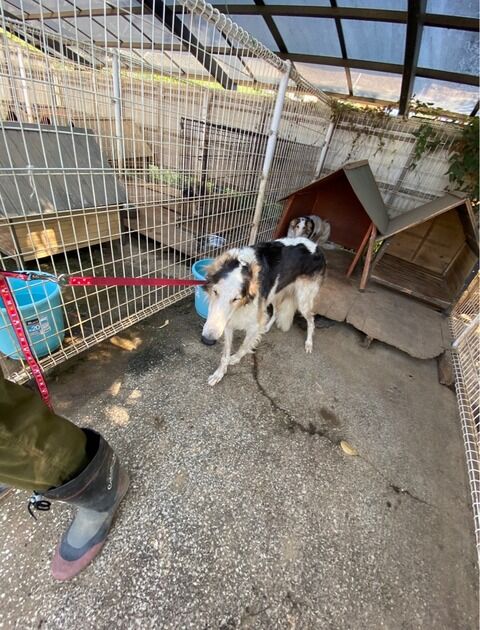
[27,492,51,520]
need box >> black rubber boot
[44,429,129,581]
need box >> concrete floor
[0,298,477,629]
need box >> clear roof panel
[350,69,402,100]
[413,77,478,114]
[419,27,479,75]
[121,50,183,74]
[337,0,406,8]
[341,20,406,64]
[213,55,255,83]
[427,0,479,18]
[229,15,279,51]
[274,17,341,56]
[179,14,229,48]
[241,58,283,84]
[294,62,349,93]
[167,52,211,77]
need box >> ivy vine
[448,117,479,204]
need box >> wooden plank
[359,224,377,291]
[346,222,373,278]
[371,253,451,308]
[0,210,121,260]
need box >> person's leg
[0,374,88,491]
[0,374,128,581]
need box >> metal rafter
[398,0,427,116]
[189,5,479,32]
[330,0,353,96]
[276,52,479,87]
[142,0,236,90]
[253,0,287,54]
[22,6,147,21]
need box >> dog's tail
[317,220,331,244]
[275,294,297,332]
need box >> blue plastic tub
[0,274,65,359]
[192,259,213,319]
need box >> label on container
[26,317,51,336]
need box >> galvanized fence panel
[450,274,480,561]
[322,109,459,218]
[0,1,331,382]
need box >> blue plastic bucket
[0,274,65,360]
[192,259,213,319]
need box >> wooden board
[0,209,121,260]
[370,253,451,309]
[386,210,466,275]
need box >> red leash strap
[68,276,205,287]
[0,270,206,408]
[0,275,52,408]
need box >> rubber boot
[44,429,129,581]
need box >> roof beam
[204,5,478,31]
[330,0,353,95]
[253,0,287,54]
[398,0,426,116]
[277,52,479,87]
[142,0,236,90]
[197,5,407,22]
[22,6,147,21]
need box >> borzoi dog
[287,215,331,245]
[201,237,326,386]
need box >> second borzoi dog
[201,237,326,386]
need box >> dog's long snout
[201,333,217,346]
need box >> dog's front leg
[208,327,233,386]
[229,325,262,365]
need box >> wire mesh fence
[450,274,480,561]
[322,108,459,218]
[0,0,331,382]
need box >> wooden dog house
[275,161,478,310]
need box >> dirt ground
[0,297,477,629]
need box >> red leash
[0,270,206,408]
[0,275,53,408]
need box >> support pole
[17,49,34,122]
[112,53,124,169]
[314,120,335,180]
[359,224,377,291]
[249,61,291,245]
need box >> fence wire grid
[0,0,331,383]
[450,274,480,561]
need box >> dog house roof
[280,160,476,241]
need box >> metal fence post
[314,120,335,180]
[248,61,291,245]
[112,52,124,168]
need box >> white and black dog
[287,215,331,245]
[201,237,326,386]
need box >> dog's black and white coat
[202,237,326,385]
[287,215,331,244]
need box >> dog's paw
[305,340,313,354]
[208,370,225,386]
[228,355,241,365]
